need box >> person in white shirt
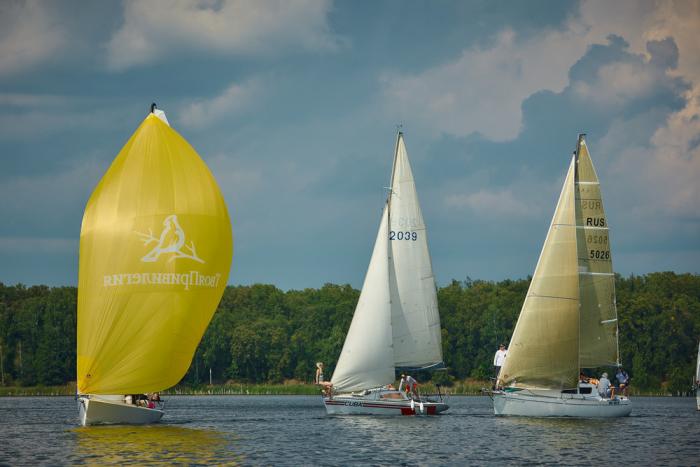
[493,344,508,387]
[597,372,612,398]
[399,374,419,399]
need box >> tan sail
[499,157,580,390]
[575,136,619,367]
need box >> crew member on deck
[597,372,612,398]
[493,344,508,388]
[315,361,333,397]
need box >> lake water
[0,395,698,465]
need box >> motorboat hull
[324,390,448,416]
[78,396,164,426]
[492,389,631,417]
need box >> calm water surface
[0,395,698,465]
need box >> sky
[0,0,698,290]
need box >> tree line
[0,272,698,394]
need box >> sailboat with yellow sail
[492,134,631,417]
[77,106,232,425]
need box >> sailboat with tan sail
[77,105,232,425]
[491,134,631,417]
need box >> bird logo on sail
[135,214,204,263]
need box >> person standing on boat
[315,362,333,397]
[315,362,325,384]
[493,344,508,387]
[407,375,420,399]
[399,374,407,392]
[615,368,630,396]
[597,372,612,398]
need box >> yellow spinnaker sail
[77,112,232,395]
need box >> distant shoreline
[0,381,688,397]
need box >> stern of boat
[78,395,164,426]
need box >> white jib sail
[388,133,443,369]
[331,206,395,392]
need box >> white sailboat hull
[324,389,448,416]
[492,389,631,418]
[324,397,448,416]
[78,396,164,426]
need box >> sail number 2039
[390,231,418,241]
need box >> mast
[387,130,403,212]
[574,134,583,376]
[387,130,401,351]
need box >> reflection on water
[72,425,241,465]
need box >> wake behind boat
[491,134,631,418]
[324,132,447,416]
[76,106,233,425]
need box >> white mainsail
[331,132,443,392]
[389,134,443,369]
[499,134,619,390]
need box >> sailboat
[492,134,631,417]
[77,106,233,425]
[324,132,448,415]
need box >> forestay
[77,112,232,395]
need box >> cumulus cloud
[380,0,700,142]
[0,0,66,76]
[178,80,261,129]
[608,89,700,219]
[381,27,588,141]
[106,0,340,71]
